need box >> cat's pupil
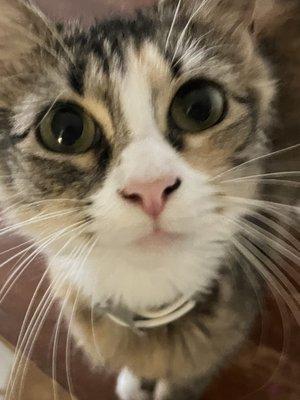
[51,108,83,146]
[187,95,212,122]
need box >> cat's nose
[120,177,182,218]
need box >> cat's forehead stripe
[120,49,156,139]
[69,59,86,96]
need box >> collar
[96,296,197,331]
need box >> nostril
[163,178,182,198]
[120,191,142,204]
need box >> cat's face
[0,0,274,310]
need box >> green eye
[170,80,227,133]
[39,103,97,154]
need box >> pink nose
[120,177,181,218]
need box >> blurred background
[0,1,299,399]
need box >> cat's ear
[252,0,294,37]
[160,0,291,36]
[207,0,256,30]
[218,0,294,36]
[159,0,255,29]
[0,0,52,64]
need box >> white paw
[116,368,151,400]
[154,380,171,400]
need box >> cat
[0,1,296,399]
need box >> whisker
[222,214,299,285]
[226,195,300,213]
[4,222,90,399]
[220,171,300,184]
[16,281,69,400]
[172,0,210,62]
[2,232,89,396]
[165,0,182,52]
[229,247,267,355]
[221,178,300,189]
[240,218,300,262]
[52,239,91,400]
[0,221,87,305]
[61,239,95,400]
[233,241,291,397]
[227,216,300,265]
[0,207,83,237]
[65,288,81,400]
[0,200,25,217]
[0,223,83,304]
[172,37,199,69]
[240,236,299,304]
[35,90,67,131]
[6,289,54,400]
[52,284,78,400]
[3,197,89,209]
[1,17,68,70]
[232,236,297,392]
[260,249,300,283]
[232,238,299,324]
[28,3,76,68]
[8,242,84,400]
[0,239,46,304]
[90,234,108,364]
[226,200,297,230]
[0,237,33,257]
[0,239,37,272]
[245,210,300,250]
[211,143,300,181]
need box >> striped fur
[0,1,279,399]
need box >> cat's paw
[116,369,151,400]
[153,381,170,400]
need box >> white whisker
[52,242,87,400]
[231,242,290,394]
[237,217,299,264]
[35,90,67,130]
[28,3,76,68]
[221,177,300,188]
[245,210,300,250]
[4,222,89,399]
[165,0,182,52]
[241,236,299,302]
[65,288,80,400]
[211,144,300,181]
[0,238,33,257]
[0,207,83,237]
[232,238,299,324]
[0,220,88,305]
[172,0,210,62]
[3,19,68,70]
[220,171,300,184]
[226,195,300,213]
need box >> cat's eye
[39,103,98,154]
[170,80,226,133]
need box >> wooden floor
[0,1,299,399]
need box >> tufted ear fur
[0,0,53,65]
[160,0,293,35]
[253,0,295,37]
[160,0,255,28]
[202,0,256,29]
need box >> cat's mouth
[135,227,186,247]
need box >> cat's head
[0,0,275,310]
